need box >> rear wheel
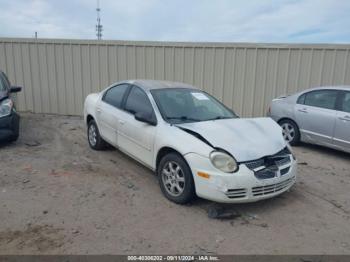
[158,153,195,204]
[279,119,300,146]
[87,119,107,150]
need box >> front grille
[280,167,290,176]
[255,168,277,179]
[252,177,295,196]
[225,188,247,199]
[245,159,265,170]
[275,156,291,167]
[244,147,292,180]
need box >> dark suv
[0,71,22,142]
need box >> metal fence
[1,38,350,117]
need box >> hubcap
[281,123,295,142]
[161,161,185,197]
[88,124,97,146]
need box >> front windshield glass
[151,88,237,124]
[0,78,6,92]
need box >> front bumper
[0,110,20,141]
[185,153,297,203]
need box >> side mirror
[134,112,157,126]
[10,86,22,93]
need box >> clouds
[0,0,349,43]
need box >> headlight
[210,150,238,173]
[0,99,13,118]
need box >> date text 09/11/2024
[127,255,220,261]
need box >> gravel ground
[0,113,349,255]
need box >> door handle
[339,115,350,121]
[118,120,125,125]
[298,108,308,113]
[96,108,101,114]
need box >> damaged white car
[84,80,297,204]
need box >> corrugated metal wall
[1,38,350,117]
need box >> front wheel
[279,119,300,146]
[158,153,195,204]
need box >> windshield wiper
[166,116,201,122]
[207,116,232,121]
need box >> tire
[279,119,300,146]
[9,133,19,142]
[87,119,107,150]
[157,153,195,204]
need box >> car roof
[120,79,198,91]
[301,85,350,93]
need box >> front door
[117,86,157,168]
[333,91,350,152]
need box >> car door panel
[97,101,119,145]
[294,90,338,146]
[117,110,156,167]
[96,84,130,145]
[117,86,156,168]
[295,104,336,146]
[333,92,350,152]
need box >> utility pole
[96,0,103,40]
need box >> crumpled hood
[177,117,286,162]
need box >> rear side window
[102,84,129,108]
[304,90,338,110]
[341,92,350,113]
[125,86,154,115]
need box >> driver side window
[125,86,154,116]
[341,92,350,113]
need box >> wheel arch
[278,117,301,145]
[155,147,185,173]
[86,114,94,125]
[277,117,299,129]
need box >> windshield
[151,88,237,124]
[0,76,7,92]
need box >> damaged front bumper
[184,151,297,203]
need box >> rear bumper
[0,111,20,141]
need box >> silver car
[268,86,350,153]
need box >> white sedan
[84,80,297,204]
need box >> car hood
[177,117,286,162]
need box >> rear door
[97,84,130,145]
[295,89,339,146]
[333,91,350,151]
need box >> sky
[0,0,349,43]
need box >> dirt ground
[0,113,349,255]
